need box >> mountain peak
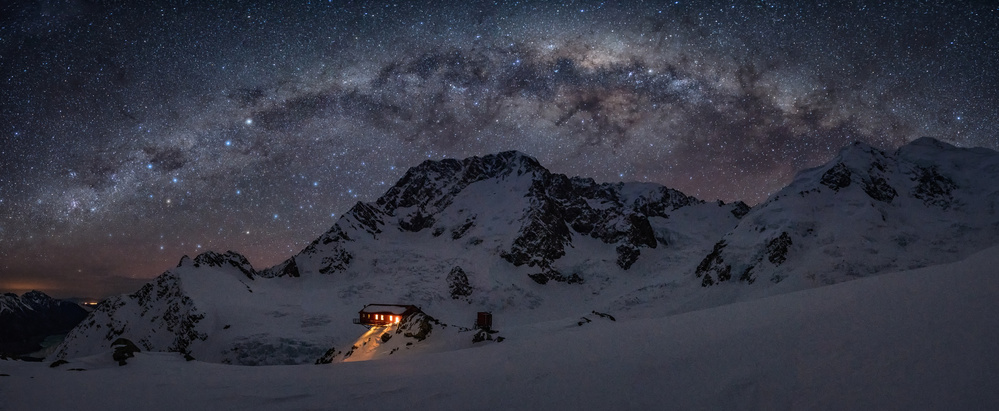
[20,290,55,307]
[398,150,545,187]
[374,150,549,218]
[179,250,257,280]
[475,150,544,171]
[835,140,888,163]
[273,148,737,281]
[1,290,88,357]
[905,136,956,151]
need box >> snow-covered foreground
[5,246,999,410]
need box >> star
[0,0,996,298]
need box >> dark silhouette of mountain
[0,291,88,358]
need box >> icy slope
[7,244,999,410]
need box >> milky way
[1,1,996,297]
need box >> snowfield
[6,141,999,409]
[4,245,998,410]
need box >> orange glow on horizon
[0,280,58,296]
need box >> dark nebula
[1,1,996,297]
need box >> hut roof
[359,304,415,315]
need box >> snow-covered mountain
[264,150,746,281]
[51,138,999,365]
[695,137,999,290]
[0,291,88,357]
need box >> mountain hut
[354,304,420,326]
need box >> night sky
[1,1,996,298]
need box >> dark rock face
[766,232,793,266]
[111,337,140,365]
[315,347,340,364]
[398,210,436,232]
[500,180,573,270]
[820,163,852,191]
[739,265,756,284]
[863,175,897,203]
[0,291,88,357]
[729,201,751,219]
[280,258,300,278]
[616,245,641,270]
[527,271,584,285]
[318,249,352,274]
[377,151,544,222]
[128,274,208,354]
[192,251,256,280]
[499,172,699,275]
[348,202,386,237]
[820,153,898,203]
[53,272,208,360]
[399,312,436,341]
[291,225,354,276]
[446,266,472,299]
[913,166,957,208]
[697,232,792,287]
[695,241,729,287]
[450,218,475,240]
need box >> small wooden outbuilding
[475,311,492,331]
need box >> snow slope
[5,244,998,410]
[695,138,999,290]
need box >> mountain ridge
[50,137,999,365]
[0,290,88,358]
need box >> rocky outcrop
[185,251,257,280]
[912,166,957,208]
[53,265,211,361]
[446,266,472,299]
[820,163,852,191]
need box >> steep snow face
[695,138,999,291]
